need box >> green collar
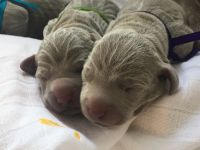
[74,6,109,23]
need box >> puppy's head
[80,30,179,127]
[21,27,98,115]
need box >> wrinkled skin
[20,0,119,115]
[80,0,200,127]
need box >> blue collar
[137,11,200,62]
[0,0,38,32]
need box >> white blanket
[0,35,200,150]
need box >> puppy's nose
[51,79,76,105]
[86,100,109,119]
[85,98,122,126]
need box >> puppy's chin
[88,116,136,128]
[44,97,81,115]
[94,122,121,128]
[85,116,124,128]
[41,90,81,115]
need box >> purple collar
[138,11,200,62]
[168,30,200,62]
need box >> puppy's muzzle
[46,78,81,114]
[82,97,123,127]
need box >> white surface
[0,35,200,150]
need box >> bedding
[0,34,200,150]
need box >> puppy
[20,0,119,115]
[80,0,198,127]
[2,0,69,39]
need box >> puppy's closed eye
[37,72,50,83]
[134,104,146,116]
[74,65,83,74]
[73,61,84,74]
[118,79,134,93]
[119,83,133,92]
[82,67,93,82]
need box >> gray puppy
[2,0,69,39]
[20,0,119,115]
[80,0,199,127]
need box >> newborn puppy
[20,0,119,115]
[80,0,198,127]
[2,0,69,39]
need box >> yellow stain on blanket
[74,131,81,140]
[39,118,63,127]
[39,118,81,141]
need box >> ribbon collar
[74,6,109,24]
[0,0,38,32]
[137,11,200,62]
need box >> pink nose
[50,79,75,105]
[84,98,122,126]
[86,100,109,120]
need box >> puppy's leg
[173,0,200,54]
[168,22,194,59]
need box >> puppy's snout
[47,78,81,113]
[51,81,74,105]
[84,98,122,127]
[86,100,108,119]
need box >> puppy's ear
[158,63,179,94]
[20,55,37,76]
